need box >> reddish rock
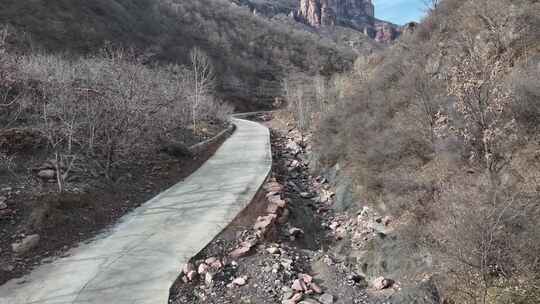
[186,270,198,281]
[269,196,287,208]
[291,292,303,302]
[254,214,277,231]
[264,182,283,192]
[301,274,313,284]
[181,262,195,274]
[229,241,256,258]
[267,202,281,214]
[292,279,307,291]
[198,263,210,274]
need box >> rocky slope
[1,0,355,110]
[234,0,401,44]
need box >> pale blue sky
[373,0,427,25]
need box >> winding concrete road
[0,118,271,304]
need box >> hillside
[282,0,540,303]
[0,0,355,110]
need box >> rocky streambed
[168,117,422,304]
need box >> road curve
[0,118,271,304]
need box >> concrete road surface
[0,118,271,304]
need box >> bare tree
[189,47,215,131]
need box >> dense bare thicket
[0,0,354,110]
[0,30,231,189]
[288,0,540,302]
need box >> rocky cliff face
[294,0,399,43]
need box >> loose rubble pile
[170,126,399,304]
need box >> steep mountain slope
[0,0,355,110]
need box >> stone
[269,196,287,208]
[301,274,313,283]
[254,214,277,231]
[291,293,303,302]
[281,258,294,270]
[232,276,247,286]
[187,270,198,281]
[205,257,217,265]
[264,182,284,193]
[229,241,255,258]
[267,202,281,214]
[267,247,281,254]
[372,276,393,290]
[181,262,195,274]
[12,234,40,255]
[300,192,313,198]
[382,215,393,226]
[0,201,7,210]
[210,260,223,269]
[292,279,307,291]
[38,169,56,180]
[289,227,304,237]
[285,141,302,155]
[298,299,320,304]
[205,272,214,285]
[319,294,334,304]
[198,263,210,274]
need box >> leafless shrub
[2,45,229,189]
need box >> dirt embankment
[0,123,230,285]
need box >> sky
[373,0,428,25]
